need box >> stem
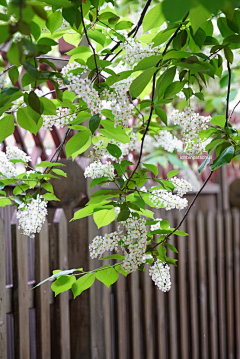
[225,61,231,126]
[228,100,240,122]
[80,4,99,82]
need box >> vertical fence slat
[117,273,127,359]
[143,264,154,359]
[177,220,189,359]
[225,211,234,359]
[233,209,240,359]
[35,219,51,359]
[187,213,199,359]
[53,209,70,359]
[216,211,227,359]
[131,271,141,359]
[11,210,30,359]
[166,212,178,359]
[197,212,208,359]
[156,284,167,359]
[0,215,6,359]
[207,212,218,359]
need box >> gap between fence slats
[233,209,240,359]
[0,215,7,359]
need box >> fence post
[0,214,6,359]
[51,208,70,359]
[11,210,30,359]
[35,219,51,359]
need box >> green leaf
[100,120,130,144]
[40,97,56,115]
[156,67,176,98]
[17,107,42,135]
[167,170,179,178]
[93,208,116,228]
[155,107,167,125]
[46,10,63,34]
[51,275,76,296]
[52,169,67,177]
[89,114,101,134]
[164,81,185,98]
[65,130,91,158]
[66,45,91,56]
[210,145,235,171]
[90,177,109,188]
[143,3,164,32]
[129,67,157,98]
[189,5,211,33]
[117,208,130,222]
[115,21,133,30]
[28,91,42,114]
[199,0,223,15]
[35,161,65,167]
[96,266,119,288]
[163,50,191,61]
[72,273,95,299]
[23,62,39,79]
[99,254,125,260]
[161,219,170,229]
[143,163,158,176]
[223,34,240,45]
[166,243,178,253]
[107,143,122,159]
[88,30,105,47]
[42,181,54,193]
[210,115,226,128]
[224,47,233,64]
[152,27,177,47]
[71,205,95,221]
[0,114,14,142]
[133,55,162,71]
[42,193,60,201]
[174,230,188,236]
[0,197,12,207]
[9,66,19,85]
[162,0,192,22]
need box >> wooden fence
[0,161,240,359]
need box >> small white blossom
[17,195,48,238]
[169,176,192,196]
[84,161,115,180]
[150,188,188,210]
[149,260,171,292]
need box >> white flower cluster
[17,195,48,238]
[42,107,77,130]
[6,146,31,163]
[61,61,88,77]
[89,216,148,273]
[84,161,115,180]
[0,147,30,178]
[150,188,188,210]
[89,232,120,258]
[122,217,148,272]
[121,37,161,66]
[150,218,162,231]
[90,133,138,161]
[169,176,192,196]
[169,107,211,155]
[102,79,134,127]
[149,260,171,292]
[142,133,183,154]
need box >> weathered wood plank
[225,211,234,359]
[52,209,71,359]
[187,213,199,359]
[35,219,51,359]
[233,209,240,359]
[11,210,30,359]
[131,270,141,359]
[197,212,209,359]
[177,219,189,359]
[0,215,7,359]
[116,269,127,359]
[207,212,218,358]
[143,264,154,359]
[216,211,226,359]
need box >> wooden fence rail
[0,172,239,359]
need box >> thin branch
[150,171,213,252]
[124,13,189,189]
[228,100,240,122]
[226,61,231,126]
[80,3,99,82]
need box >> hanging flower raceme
[84,161,115,180]
[17,195,48,238]
[149,260,171,292]
[169,107,211,155]
[169,176,192,196]
[149,188,188,210]
[0,146,31,178]
[42,107,77,130]
[142,132,183,154]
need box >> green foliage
[95,265,119,288]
